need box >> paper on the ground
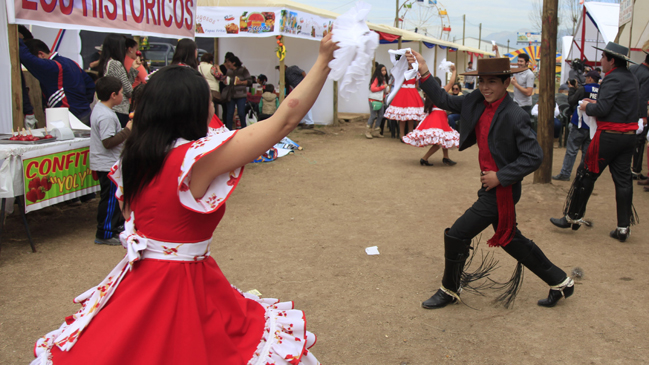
[386,48,418,105]
[328,1,379,100]
[365,246,379,255]
[69,111,91,130]
[437,58,454,74]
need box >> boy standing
[90,77,132,245]
[406,53,574,309]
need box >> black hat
[593,42,637,64]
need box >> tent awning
[196,0,494,56]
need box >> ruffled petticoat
[384,106,425,121]
[402,110,460,148]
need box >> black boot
[503,235,570,308]
[610,227,630,242]
[561,169,597,229]
[422,229,471,309]
[538,277,575,307]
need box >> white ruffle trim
[233,287,319,365]
[402,128,460,148]
[384,106,425,121]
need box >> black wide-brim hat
[593,42,637,64]
[461,58,528,76]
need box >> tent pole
[580,5,586,61]
[333,80,338,126]
[8,24,23,131]
[214,38,219,64]
[279,57,286,104]
[418,41,422,54]
[628,0,635,49]
[433,45,438,77]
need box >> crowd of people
[15,23,648,364]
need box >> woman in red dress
[31,34,338,365]
[403,66,459,166]
[384,65,425,139]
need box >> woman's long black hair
[423,77,443,114]
[121,66,210,208]
[98,34,126,77]
[370,63,386,87]
[171,38,198,70]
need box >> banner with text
[7,0,196,39]
[22,144,100,213]
[195,7,332,40]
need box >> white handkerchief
[437,58,454,74]
[328,1,379,100]
[577,100,597,139]
[386,48,418,105]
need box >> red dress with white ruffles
[402,108,460,149]
[383,78,425,121]
[31,131,319,365]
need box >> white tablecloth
[0,138,91,199]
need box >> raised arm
[442,65,457,93]
[189,34,337,198]
[406,50,464,113]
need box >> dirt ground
[1,119,648,364]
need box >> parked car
[143,42,208,71]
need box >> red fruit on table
[40,176,53,191]
[26,188,39,203]
[43,134,54,139]
[36,187,46,200]
[28,177,41,190]
[9,134,20,141]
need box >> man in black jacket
[551,42,640,242]
[405,53,574,310]
[631,51,649,186]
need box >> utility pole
[478,23,482,49]
[507,39,510,53]
[462,14,466,45]
[533,0,559,184]
[395,0,399,27]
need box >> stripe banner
[6,0,196,39]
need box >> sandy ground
[1,120,648,364]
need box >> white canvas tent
[616,0,649,63]
[566,2,619,66]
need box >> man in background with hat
[631,50,649,187]
[552,70,601,181]
[551,42,640,242]
[406,51,574,310]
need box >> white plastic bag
[246,109,258,125]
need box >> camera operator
[552,70,601,181]
[568,58,586,86]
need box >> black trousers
[96,171,124,239]
[568,132,635,227]
[632,127,648,174]
[448,184,565,286]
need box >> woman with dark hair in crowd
[32,34,338,365]
[171,38,198,70]
[198,53,221,107]
[225,56,252,129]
[124,38,148,88]
[366,63,389,139]
[99,34,140,127]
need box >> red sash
[476,95,515,247]
[584,121,638,173]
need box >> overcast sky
[294,0,618,42]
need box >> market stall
[1,0,198,250]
